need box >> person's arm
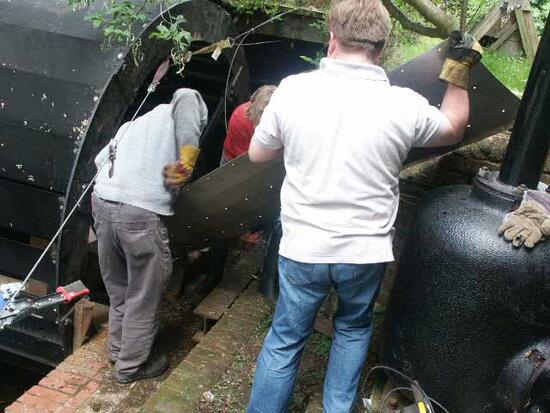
[416,31,482,148]
[248,84,284,163]
[164,89,208,188]
[249,142,283,163]
[432,84,470,147]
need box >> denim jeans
[247,256,386,413]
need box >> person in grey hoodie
[91,88,208,384]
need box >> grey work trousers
[91,193,172,375]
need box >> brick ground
[5,329,109,413]
[140,281,271,413]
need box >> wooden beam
[473,3,506,39]
[515,8,538,59]
[0,274,48,296]
[489,22,519,51]
[72,298,94,350]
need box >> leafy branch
[69,0,193,69]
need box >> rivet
[472,86,477,90]
[187,225,191,229]
[224,207,228,211]
[206,177,210,181]
[502,109,506,113]
[269,185,274,189]
[231,163,235,167]
[245,197,248,201]
[240,223,244,226]
[205,217,209,220]
[467,124,471,128]
[259,215,263,218]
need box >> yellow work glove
[498,199,550,249]
[180,144,201,171]
[439,31,483,90]
[163,144,201,188]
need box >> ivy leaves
[150,14,193,72]
[70,0,193,70]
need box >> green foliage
[482,51,532,95]
[382,35,439,71]
[69,0,193,69]
[532,0,550,35]
[310,333,332,357]
[90,1,149,44]
[257,314,273,333]
[227,0,282,15]
[384,34,532,94]
[149,13,193,72]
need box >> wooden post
[515,0,540,59]
[73,298,95,350]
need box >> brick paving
[5,330,109,413]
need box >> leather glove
[498,199,550,249]
[439,31,483,90]
[163,144,201,188]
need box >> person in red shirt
[221,85,277,165]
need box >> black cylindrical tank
[381,173,549,412]
[381,13,550,411]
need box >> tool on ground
[499,189,550,248]
[439,30,483,89]
[0,281,89,329]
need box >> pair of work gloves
[440,30,484,90]
[498,190,550,249]
[163,144,201,188]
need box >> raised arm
[428,31,483,147]
[434,83,470,146]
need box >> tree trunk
[406,0,459,34]
[382,0,459,38]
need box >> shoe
[115,354,169,384]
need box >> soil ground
[194,303,385,413]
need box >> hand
[498,200,550,249]
[439,31,483,90]
[163,161,192,188]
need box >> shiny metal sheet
[168,44,521,255]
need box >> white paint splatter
[41,93,47,101]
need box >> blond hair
[247,85,277,125]
[329,0,391,53]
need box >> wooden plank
[522,8,540,53]
[72,298,94,350]
[193,247,261,321]
[490,22,519,51]
[473,4,506,39]
[515,9,537,59]
[192,331,206,343]
[0,273,47,296]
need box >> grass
[482,52,532,96]
[383,35,533,95]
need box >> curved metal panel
[169,45,521,255]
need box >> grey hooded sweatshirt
[93,88,208,216]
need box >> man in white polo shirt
[245,0,482,412]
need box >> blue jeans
[247,256,385,413]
